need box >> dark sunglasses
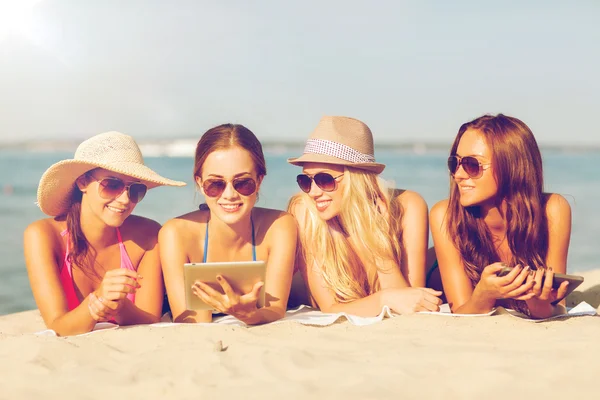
[202,177,257,198]
[447,155,491,179]
[92,176,147,203]
[296,173,344,193]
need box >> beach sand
[1,270,599,399]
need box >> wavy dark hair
[62,171,100,279]
[447,114,548,309]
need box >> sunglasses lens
[203,180,226,197]
[447,156,459,174]
[314,173,337,192]
[296,175,312,193]
[233,178,257,196]
[462,157,481,177]
[98,178,125,199]
[128,183,147,203]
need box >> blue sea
[1,148,598,315]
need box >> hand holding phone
[496,266,583,303]
[475,263,536,303]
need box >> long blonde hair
[288,167,403,303]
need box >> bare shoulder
[286,193,308,228]
[159,209,207,240]
[429,199,450,228]
[253,207,296,234]
[544,193,571,222]
[393,189,427,208]
[24,218,63,246]
[287,193,306,216]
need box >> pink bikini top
[60,228,136,310]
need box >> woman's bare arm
[395,190,429,287]
[525,193,572,317]
[159,218,211,323]
[430,200,496,313]
[24,220,97,336]
[235,212,297,325]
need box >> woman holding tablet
[430,114,572,318]
[159,124,297,324]
[24,131,185,336]
[287,116,442,317]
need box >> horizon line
[1,138,600,154]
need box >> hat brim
[37,159,186,216]
[287,153,385,174]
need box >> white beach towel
[495,301,598,322]
[35,321,119,337]
[34,301,597,336]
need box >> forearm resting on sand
[526,298,566,319]
[318,291,386,317]
[172,306,284,325]
[114,299,161,325]
[46,299,98,336]
[451,289,497,314]
[234,305,286,326]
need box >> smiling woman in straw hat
[287,116,442,316]
[24,131,185,336]
[159,123,297,324]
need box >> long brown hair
[447,114,548,288]
[63,172,97,277]
[193,124,266,182]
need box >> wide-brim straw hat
[37,131,186,216]
[287,116,385,173]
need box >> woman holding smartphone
[24,131,185,336]
[287,116,442,317]
[430,114,572,318]
[159,124,297,324]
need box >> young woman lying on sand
[430,114,572,318]
[159,124,297,324]
[287,116,442,317]
[24,132,185,336]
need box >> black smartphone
[496,266,584,296]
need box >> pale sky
[0,0,599,145]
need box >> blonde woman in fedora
[288,116,442,316]
[159,123,297,324]
[24,131,185,336]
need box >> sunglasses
[447,155,491,179]
[202,177,257,198]
[92,176,148,203]
[296,173,344,193]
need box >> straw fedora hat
[37,131,186,216]
[288,116,385,173]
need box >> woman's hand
[527,267,569,303]
[88,269,141,322]
[525,267,569,318]
[473,263,536,303]
[381,287,443,314]
[87,292,120,322]
[95,269,141,300]
[192,275,264,322]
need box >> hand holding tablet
[183,261,267,312]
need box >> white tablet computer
[183,261,267,311]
